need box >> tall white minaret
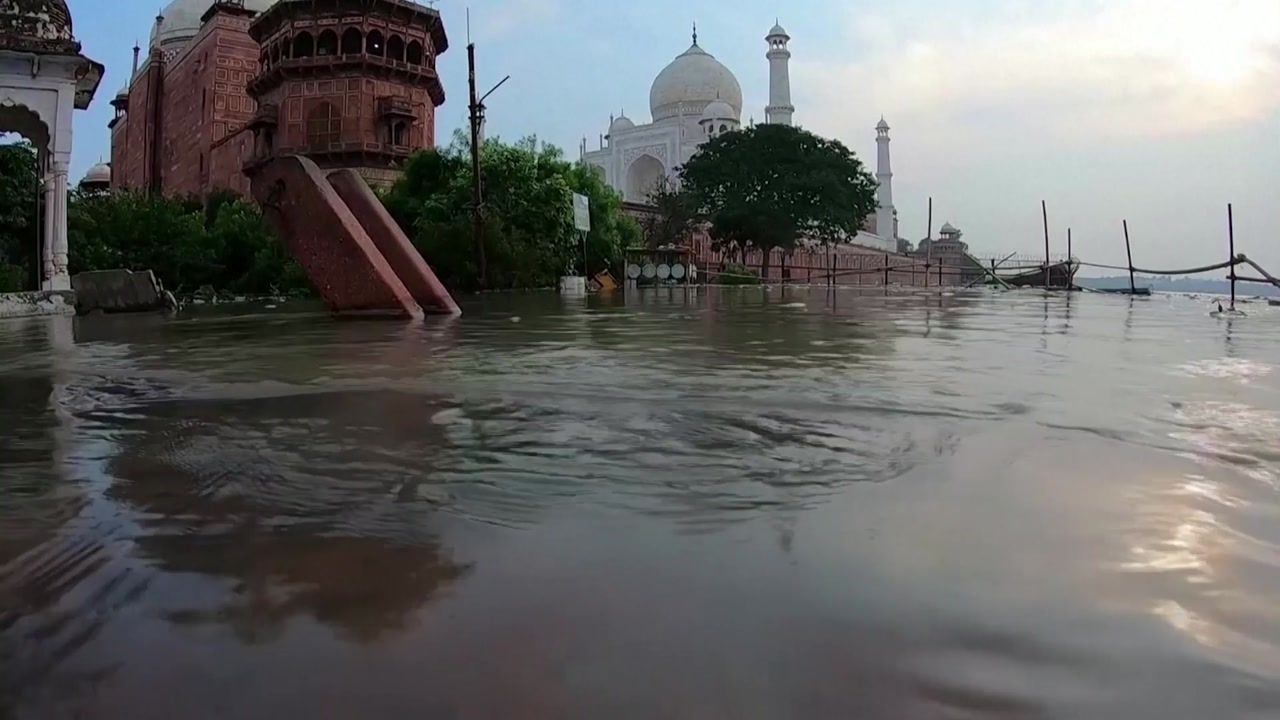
[765,21,794,125]
[875,117,895,240]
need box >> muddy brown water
[2,289,1279,719]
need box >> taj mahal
[580,21,899,247]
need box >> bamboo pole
[1041,201,1050,289]
[1123,220,1136,294]
[1228,203,1236,310]
[925,197,933,288]
[1067,228,1073,288]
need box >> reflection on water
[2,290,1279,718]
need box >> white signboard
[572,193,591,232]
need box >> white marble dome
[81,161,110,187]
[649,42,742,123]
[152,0,275,50]
[701,98,735,121]
[610,114,635,133]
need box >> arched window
[259,50,269,70]
[317,29,338,56]
[366,30,385,57]
[387,35,405,62]
[392,121,408,146]
[270,43,281,64]
[293,32,314,58]
[406,40,424,65]
[720,123,728,134]
[341,27,362,55]
[307,102,342,148]
[281,39,291,59]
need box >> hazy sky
[66,0,1280,271]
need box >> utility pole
[467,42,487,289]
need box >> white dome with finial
[701,97,735,122]
[768,21,788,38]
[940,222,958,235]
[610,112,635,133]
[81,161,111,187]
[152,0,275,51]
[649,26,743,124]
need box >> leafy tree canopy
[384,131,639,292]
[679,124,878,275]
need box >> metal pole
[1041,200,1050,289]
[1228,203,1236,310]
[1123,220,1136,295]
[468,42,487,289]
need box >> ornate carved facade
[243,0,447,188]
[108,0,447,196]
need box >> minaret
[875,117,895,240]
[765,21,793,126]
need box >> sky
[65,0,1280,272]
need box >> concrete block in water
[71,269,168,315]
[0,290,76,319]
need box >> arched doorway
[625,154,665,203]
[0,102,59,291]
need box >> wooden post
[1228,203,1236,310]
[925,197,933,288]
[1123,220,1136,295]
[1041,200,1050,289]
[1067,227,1074,288]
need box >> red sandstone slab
[249,155,423,319]
[327,169,461,316]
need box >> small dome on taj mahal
[701,97,735,122]
[610,112,636,133]
[0,0,79,52]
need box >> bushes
[66,189,309,296]
[714,263,761,286]
[385,132,639,292]
[2,134,642,295]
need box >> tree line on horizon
[0,123,880,295]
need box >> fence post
[1228,203,1236,311]
[1123,220,1136,295]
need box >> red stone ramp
[248,155,459,319]
[327,169,460,316]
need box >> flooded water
[2,288,1279,719]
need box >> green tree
[0,141,40,291]
[679,124,878,279]
[639,175,700,250]
[66,190,308,295]
[385,133,638,292]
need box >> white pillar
[50,159,70,291]
[765,23,794,126]
[875,118,895,240]
[42,170,55,290]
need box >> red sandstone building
[109,0,447,196]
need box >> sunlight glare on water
[1,288,1279,719]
